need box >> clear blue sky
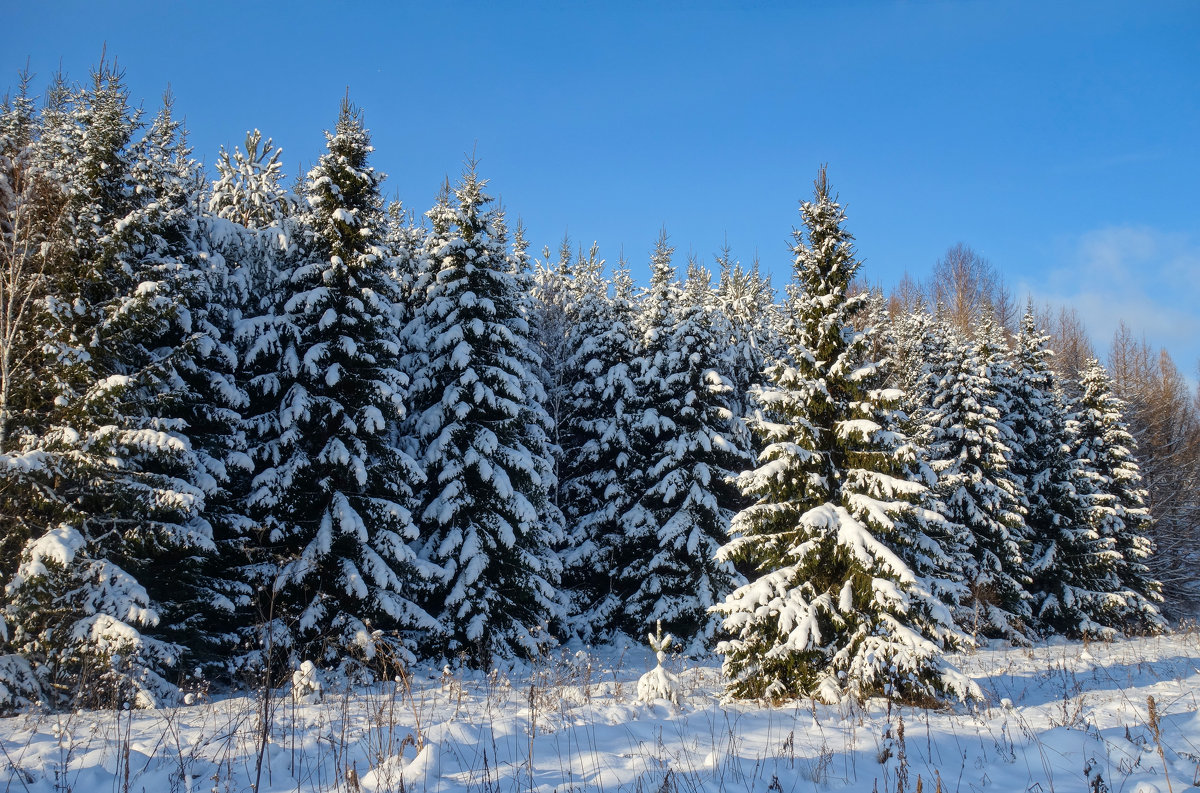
[7,1,1199,373]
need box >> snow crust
[0,634,1195,793]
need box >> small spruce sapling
[636,621,680,706]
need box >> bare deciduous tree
[1109,323,1200,615]
[930,243,1015,336]
[1037,303,1095,390]
[0,77,62,454]
[888,270,925,319]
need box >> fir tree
[889,306,939,424]
[713,243,773,456]
[714,170,977,704]
[527,234,575,514]
[208,127,308,678]
[6,67,216,707]
[0,72,64,576]
[0,72,66,709]
[120,94,253,673]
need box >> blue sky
[7,1,1199,373]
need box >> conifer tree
[619,258,751,647]
[922,317,1032,643]
[1070,359,1165,632]
[0,73,66,708]
[1010,307,1120,637]
[714,170,976,704]
[206,128,309,678]
[497,211,566,626]
[889,307,939,422]
[209,129,295,302]
[412,163,560,666]
[246,98,433,673]
[528,234,574,510]
[210,130,290,231]
[0,73,63,574]
[6,67,217,707]
[383,199,432,465]
[120,95,254,672]
[559,254,644,640]
[713,244,773,457]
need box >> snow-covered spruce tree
[713,244,776,466]
[1070,359,1165,632]
[412,163,560,667]
[865,293,977,631]
[208,128,312,679]
[921,314,1033,643]
[714,169,976,704]
[113,94,256,674]
[5,69,217,708]
[496,209,567,630]
[383,199,430,469]
[246,98,434,675]
[384,200,428,319]
[0,74,64,572]
[527,234,575,511]
[1009,307,1120,638]
[714,243,773,419]
[888,306,939,423]
[616,257,751,648]
[614,231,679,624]
[558,253,645,641]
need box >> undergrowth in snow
[0,632,1196,792]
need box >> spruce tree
[528,234,575,514]
[6,67,216,707]
[889,306,939,424]
[559,254,644,641]
[0,72,63,574]
[412,163,560,666]
[1070,359,1165,632]
[713,244,773,459]
[922,316,1032,643]
[714,170,976,704]
[1010,308,1120,637]
[0,73,65,709]
[207,127,309,678]
[246,98,433,674]
[620,258,751,647]
[120,95,253,674]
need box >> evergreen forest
[2,64,1197,712]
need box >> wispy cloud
[1022,225,1200,376]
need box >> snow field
[0,632,1197,793]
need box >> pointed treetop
[452,157,492,235]
[649,226,675,286]
[685,252,711,291]
[814,162,829,200]
[575,240,602,278]
[510,216,531,273]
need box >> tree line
[0,63,1194,710]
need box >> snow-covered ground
[1,632,1197,792]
